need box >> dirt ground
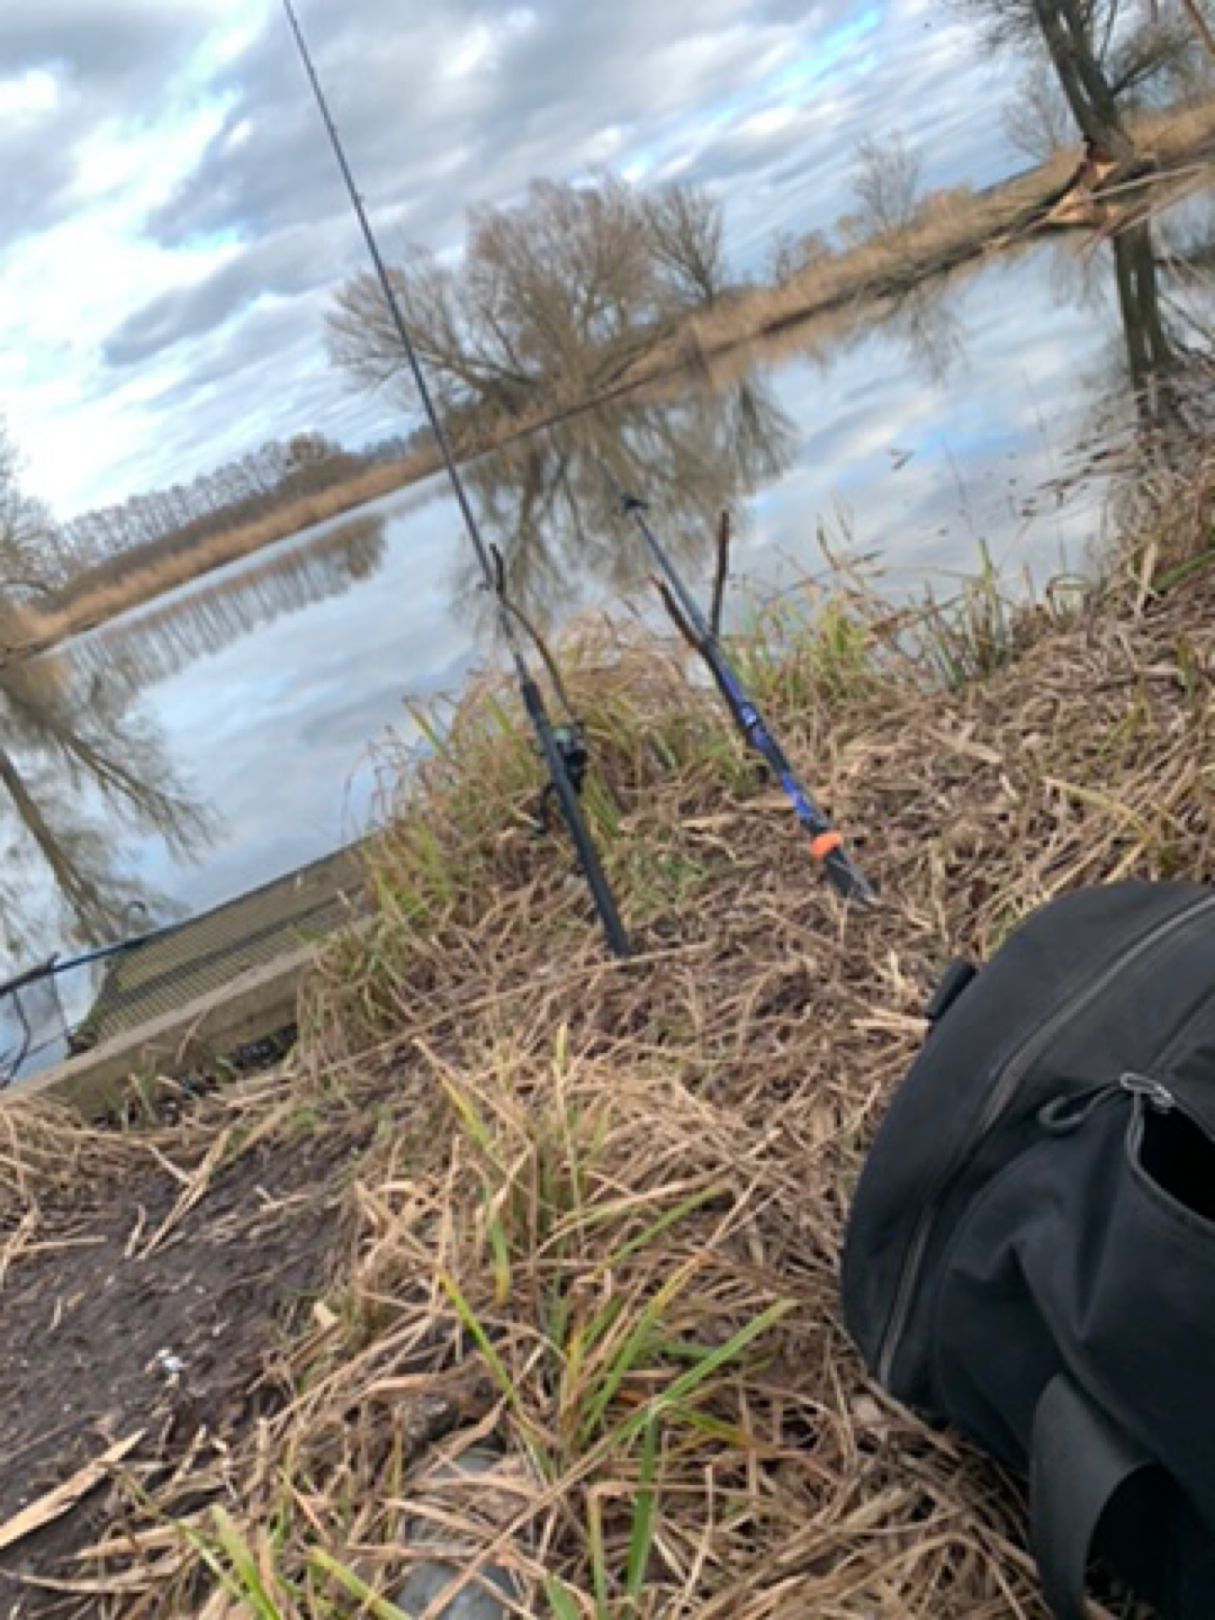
[0,1116,359,1616]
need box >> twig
[710,510,732,638]
[653,578,703,656]
[0,1434,144,1552]
[488,542,577,720]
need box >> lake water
[4,199,1214,1070]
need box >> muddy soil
[0,1121,360,1615]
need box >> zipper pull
[1039,1084,1120,1133]
[1120,1072,1176,1112]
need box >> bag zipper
[1038,1071,1175,1133]
[875,891,1215,1385]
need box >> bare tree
[1032,0,1135,155]
[0,654,215,956]
[1171,0,1215,58]
[851,133,923,240]
[641,181,728,303]
[1106,11,1210,99]
[0,418,61,601]
[1004,70,1075,160]
[964,0,1208,159]
[327,175,729,435]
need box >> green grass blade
[545,1575,584,1620]
[207,1510,286,1620]
[587,1491,609,1613]
[608,1299,794,1450]
[575,1269,691,1446]
[605,1186,723,1267]
[310,1547,414,1618]
[625,1414,661,1602]
[438,1271,517,1410]
[438,1076,503,1168]
[486,1201,513,1305]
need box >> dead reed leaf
[0,1433,143,1553]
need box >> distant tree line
[0,421,71,607]
[59,434,360,573]
[0,412,441,623]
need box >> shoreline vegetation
[1,410,1214,1611]
[10,95,1215,664]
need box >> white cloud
[0,67,60,116]
[0,0,1027,519]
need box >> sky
[0,0,1027,520]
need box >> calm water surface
[5,203,1214,1062]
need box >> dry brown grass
[0,597,37,659]
[1136,92,1215,163]
[643,167,1077,380]
[1,426,1214,1614]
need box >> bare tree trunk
[0,748,108,935]
[1113,223,1176,428]
[1032,0,1136,158]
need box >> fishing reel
[532,722,590,835]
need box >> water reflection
[0,655,215,961]
[61,511,388,704]
[458,208,1198,626]
[466,379,798,625]
[1113,222,1176,414]
[1076,193,1215,462]
[877,285,961,387]
[443,189,1215,631]
[0,514,388,970]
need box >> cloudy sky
[1,0,1026,520]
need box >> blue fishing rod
[613,479,875,904]
[283,0,630,959]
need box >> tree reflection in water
[0,653,215,963]
[64,512,388,705]
[457,379,798,629]
[0,515,389,966]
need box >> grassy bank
[1,428,1213,1613]
[19,99,1215,663]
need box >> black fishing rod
[282,0,629,959]
[612,477,875,905]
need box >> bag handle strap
[1030,1374,1155,1619]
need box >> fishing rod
[611,476,875,905]
[282,0,630,959]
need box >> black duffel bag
[842,882,1215,1619]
